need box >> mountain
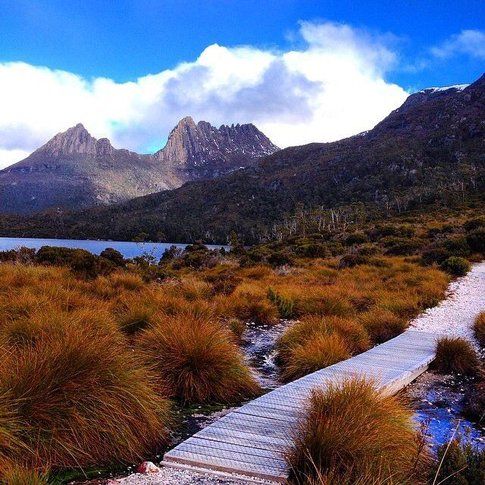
[0,118,278,214]
[1,75,483,242]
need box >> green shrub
[440,256,471,276]
[344,232,368,246]
[466,228,485,253]
[267,251,294,267]
[444,236,471,257]
[99,247,125,266]
[384,238,423,256]
[338,254,369,269]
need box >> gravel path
[410,261,485,344]
[107,262,485,485]
[107,466,260,485]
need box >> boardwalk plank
[163,330,437,482]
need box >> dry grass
[433,337,480,376]
[359,308,407,344]
[0,256,451,477]
[287,378,430,484]
[281,334,351,382]
[0,463,49,484]
[272,258,448,379]
[136,313,261,404]
[474,312,485,347]
[0,315,171,470]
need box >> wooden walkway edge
[162,330,438,483]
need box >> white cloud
[431,29,485,60]
[0,21,408,169]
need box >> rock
[136,461,160,474]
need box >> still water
[0,237,226,259]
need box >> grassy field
[0,209,483,483]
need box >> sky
[0,0,483,168]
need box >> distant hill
[0,118,278,214]
[1,75,483,243]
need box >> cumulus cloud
[0,21,408,169]
[431,29,485,60]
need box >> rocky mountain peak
[155,117,279,170]
[29,124,117,159]
[39,123,98,157]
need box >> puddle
[405,371,484,451]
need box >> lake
[0,237,227,259]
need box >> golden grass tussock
[227,288,278,325]
[0,463,49,485]
[277,316,369,380]
[473,312,485,347]
[433,337,480,376]
[281,334,350,382]
[136,312,261,404]
[287,378,430,484]
[0,322,171,470]
[359,308,407,344]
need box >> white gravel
[107,466,269,485]
[106,262,485,485]
[410,261,485,344]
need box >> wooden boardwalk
[162,330,438,483]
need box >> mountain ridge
[0,118,278,214]
[1,74,483,242]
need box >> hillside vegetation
[1,75,483,243]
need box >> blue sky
[0,0,484,167]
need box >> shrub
[359,308,407,344]
[136,313,260,404]
[0,247,36,264]
[432,439,484,485]
[99,247,125,267]
[267,251,294,267]
[444,236,471,257]
[463,216,485,232]
[473,312,485,347]
[343,232,368,246]
[338,254,368,269]
[281,334,350,382]
[204,269,242,296]
[0,323,171,469]
[421,246,451,265]
[287,379,429,484]
[466,228,485,253]
[441,256,471,276]
[385,238,423,256]
[433,337,480,376]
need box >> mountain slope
[1,75,483,242]
[0,119,278,214]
